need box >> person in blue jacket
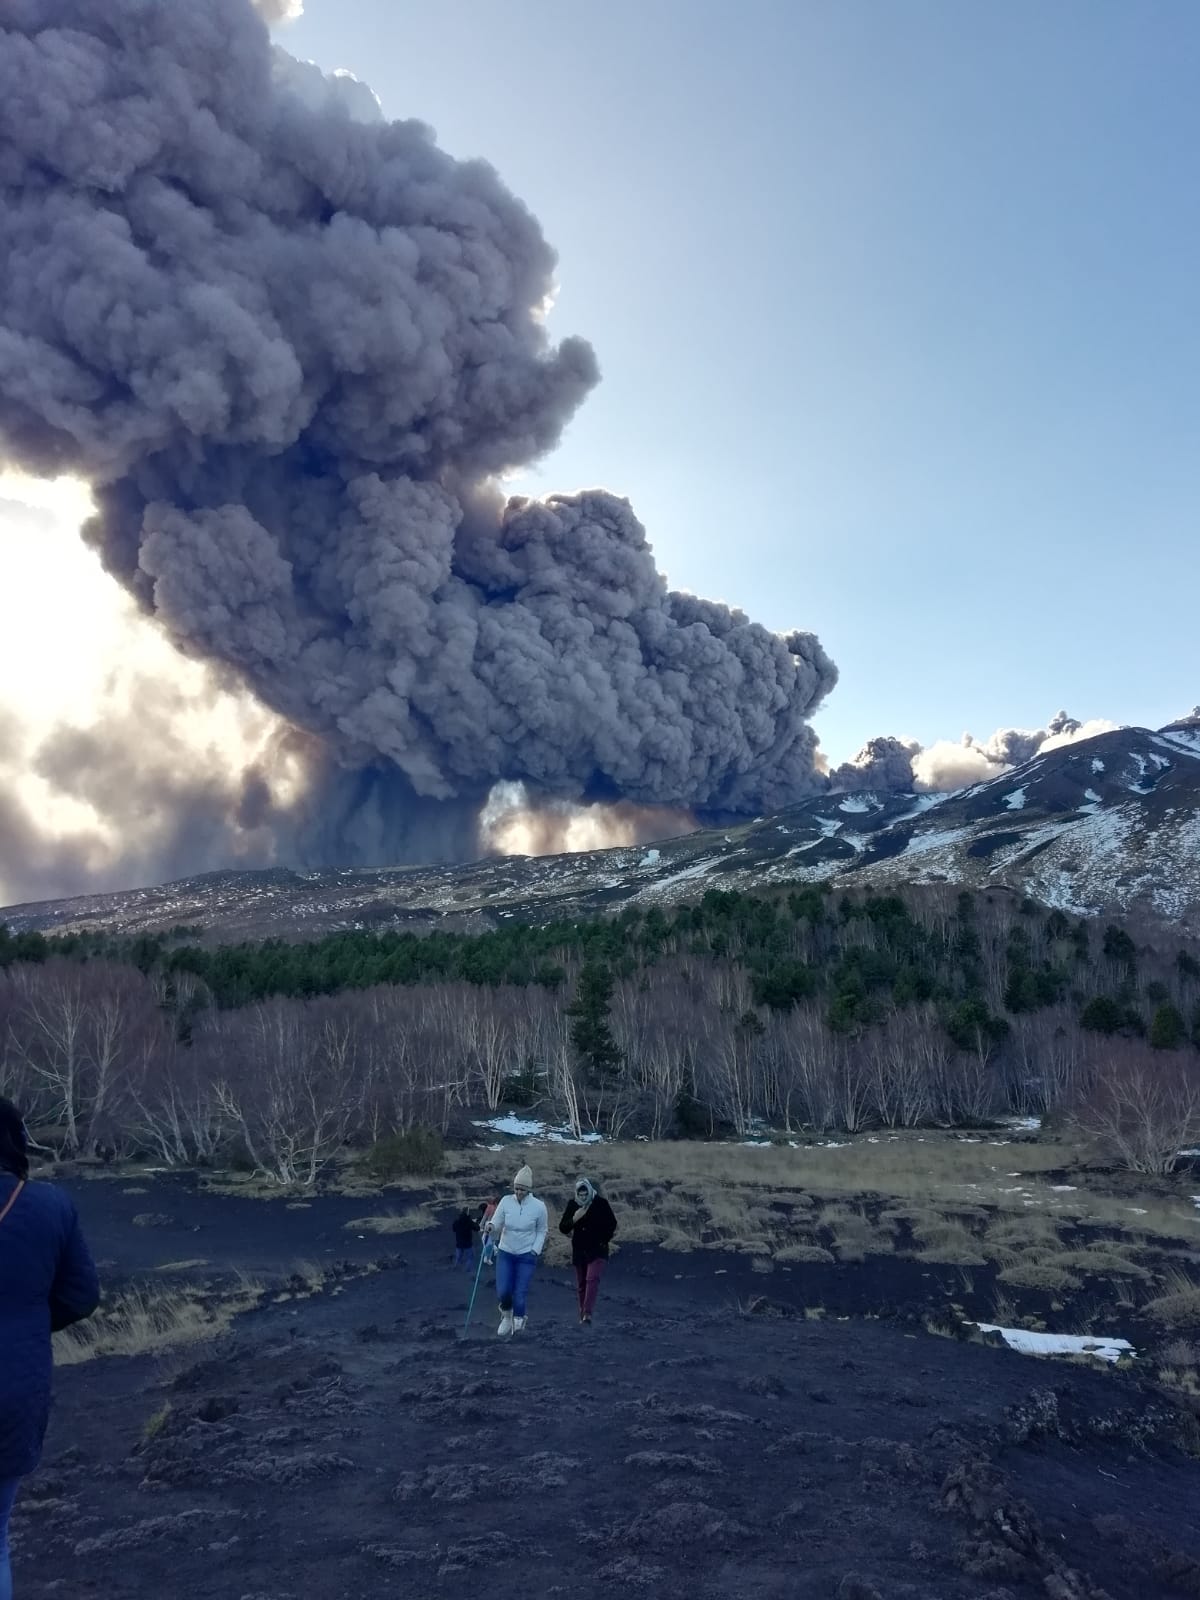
[0,1099,99,1600]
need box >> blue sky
[286,0,1198,761]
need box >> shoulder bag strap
[0,1179,26,1228]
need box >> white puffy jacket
[486,1192,548,1257]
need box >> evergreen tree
[1080,995,1127,1035]
[1150,1003,1187,1050]
[1102,925,1137,967]
[565,961,623,1079]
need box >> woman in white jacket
[483,1165,548,1338]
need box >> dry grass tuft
[199,1172,307,1201]
[989,1288,1020,1327]
[984,1215,1062,1250]
[1161,1337,1200,1368]
[997,1260,1082,1294]
[1143,1271,1200,1329]
[1156,1336,1200,1396]
[437,1131,1200,1278]
[54,1276,264,1366]
[821,1209,893,1263]
[776,1243,835,1265]
[345,1208,436,1236]
[142,1403,172,1442]
[907,1216,987,1267]
[1056,1247,1151,1282]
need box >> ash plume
[0,0,836,891]
[831,736,920,794]
[833,711,1121,796]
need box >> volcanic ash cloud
[832,711,1120,795]
[0,0,836,872]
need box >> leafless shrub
[1070,1043,1200,1174]
[1,960,170,1155]
[210,1001,358,1186]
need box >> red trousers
[574,1258,607,1318]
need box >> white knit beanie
[514,1165,534,1190]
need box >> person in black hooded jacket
[558,1177,617,1326]
[0,1099,99,1600]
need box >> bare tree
[2,960,169,1154]
[540,1008,584,1139]
[699,1013,762,1136]
[1007,1008,1087,1117]
[1071,1044,1200,1174]
[132,1037,226,1166]
[776,1005,841,1133]
[6,961,89,1149]
[0,968,35,1108]
[864,1009,938,1129]
[211,999,358,1185]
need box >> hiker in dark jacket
[558,1177,617,1325]
[0,1099,99,1600]
[451,1207,480,1269]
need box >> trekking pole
[462,1241,487,1337]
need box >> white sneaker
[513,1315,527,1334]
[497,1310,514,1338]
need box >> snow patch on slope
[1156,730,1200,760]
[971,1325,1134,1363]
[634,857,718,901]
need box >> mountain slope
[3,723,1198,940]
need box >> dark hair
[0,1098,30,1181]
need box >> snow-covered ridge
[4,721,1198,938]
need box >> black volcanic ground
[13,1174,1200,1600]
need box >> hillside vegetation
[2,885,1198,1181]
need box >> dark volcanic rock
[14,1193,1200,1600]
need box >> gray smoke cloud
[0,0,836,892]
[833,711,1114,796]
[0,686,485,908]
[831,736,921,794]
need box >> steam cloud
[0,0,836,893]
[481,783,696,860]
[833,711,1121,795]
[252,0,304,23]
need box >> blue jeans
[453,1246,475,1269]
[495,1249,537,1317]
[0,1476,18,1600]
